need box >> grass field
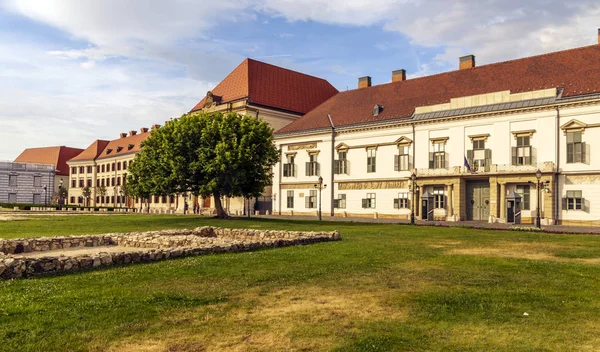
[1,214,600,351]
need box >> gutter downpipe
[328,114,335,217]
[555,106,560,224]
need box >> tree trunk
[213,191,229,218]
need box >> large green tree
[126,112,279,218]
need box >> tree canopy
[125,112,279,218]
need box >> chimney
[392,69,406,82]
[129,130,137,136]
[119,133,127,139]
[358,76,372,89]
[598,28,600,44]
[140,127,149,133]
[151,124,161,131]
[460,55,475,70]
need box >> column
[499,183,506,220]
[447,184,453,219]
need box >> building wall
[273,94,600,226]
[0,161,55,205]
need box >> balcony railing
[417,162,556,177]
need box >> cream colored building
[273,33,600,226]
[67,58,338,213]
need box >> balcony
[416,162,556,177]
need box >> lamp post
[528,169,550,229]
[183,192,188,215]
[119,189,123,209]
[313,176,327,221]
[410,172,417,225]
[58,178,63,210]
[43,185,47,209]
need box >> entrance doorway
[466,181,490,221]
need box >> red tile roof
[14,146,84,176]
[190,58,339,115]
[95,131,151,160]
[277,44,600,135]
[68,140,110,162]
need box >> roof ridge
[246,58,333,84]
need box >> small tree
[82,186,92,207]
[126,112,279,218]
[98,185,107,203]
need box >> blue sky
[0,0,599,160]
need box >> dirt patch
[110,284,409,352]
[447,241,600,265]
[428,240,463,248]
[0,214,27,221]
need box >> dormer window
[127,144,134,151]
[373,104,383,116]
[106,149,113,155]
[117,146,123,153]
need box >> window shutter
[305,196,310,208]
[316,162,320,176]
[393,198,399,209]
[583,142,590,165]
[584,198,590,213]
[362,199,367,208]
[394,156,399,171]
[305,162,310,176]
[333,199,339,208]
[561,198,567,210]
[444,152,449,169]
[409,156,413,170]
[429,152,434,169]
[467,150,474,165]
[333,161,339,174]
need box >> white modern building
[272,32,600,226]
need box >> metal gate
[466,181,490,221]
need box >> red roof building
[14,146,84,176]
[277,44,600,135]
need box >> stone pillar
[447,184,453,218]
[499,183,506,220]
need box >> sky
[0,0,599,160]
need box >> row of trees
[124,112,279,218]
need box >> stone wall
[0,227,341,279]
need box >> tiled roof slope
[14,146,84,176]
[190,58,339,115]
[96,132,150,160]
[69,140,110,162]
[276,44,600,135]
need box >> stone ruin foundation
[0,227,341,279]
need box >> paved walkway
[256,214,600,235]
[13,246,145,259]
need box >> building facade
[66,58,338,213]
[273,33,600,226]
[14,146,84,203]
[0,161,55,205]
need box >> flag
[464,156,472,172]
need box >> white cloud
[1,0,600,160]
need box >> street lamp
[410,173,417,225]
[58,178,64,210]
[43,185,47,209]
[183,192,188,214]
[313,176,327,221]
[529,169,550,229]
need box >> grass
[1,215,600,351]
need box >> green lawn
[1,215,600,351]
